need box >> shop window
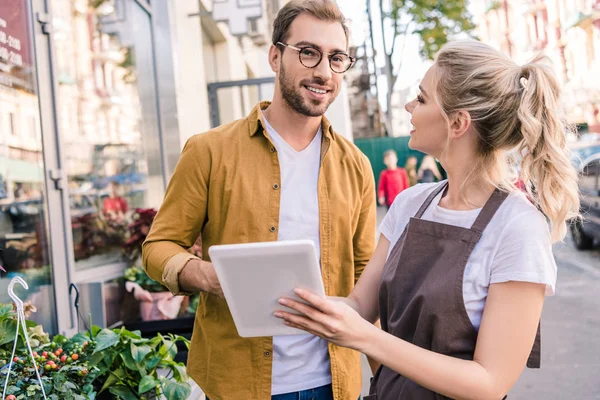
[0,0,57,332]
[51,0,165,271]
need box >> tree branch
[391,22,412,79]
[389,16,400,59]
[379,0,389,56]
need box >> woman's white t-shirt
[379,182,557,330]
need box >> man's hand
[179,259,224,298]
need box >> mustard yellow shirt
[142,102,376,400]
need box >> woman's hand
[274,289,376,351]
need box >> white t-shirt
[262,114,332,395]
[379,182,557,330]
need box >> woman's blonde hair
[433,40,579,242]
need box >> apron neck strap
[470,189,510,234]
[413,181,448,219]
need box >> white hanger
[2,277,47,400]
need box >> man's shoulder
[186,117,251,149]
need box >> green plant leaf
[145,354,162,370]
[0,319,17,346]
[109,385,138,400]
[120,329,142,340]
[138,375,158,394]
[164,361,188,381]
[91,325,102,337]
[100,367,125,393]
[88,351,105,366]
[130,342,152,364]
[0,304,14,318]
[159,337,177,360]
[93,329,120,353]
[70,332,90,345]
[120,347,139,371]
[161,379,191,400]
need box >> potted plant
[0,302,192,399]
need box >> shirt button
[264,351,271,357]
[270,226,276,232]
[270,147,276,153]
[273,184,279,190]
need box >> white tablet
[208,239,325,338]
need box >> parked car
[571,153,600,250]
[569,139,600,169]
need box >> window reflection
[0,0,56,332]
[53,0,161,269]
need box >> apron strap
[413,181,448,219]
[470,189,510,234]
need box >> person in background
[103,181,128,221]
[418,155,443,183]
[404,155,418,187]
[378,149,409,209]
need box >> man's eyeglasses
[277,42,355,74]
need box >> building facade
[473,0,600,132]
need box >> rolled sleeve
[161,253,201,296]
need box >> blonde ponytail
[434,41,579,242]
[517,57,580,241]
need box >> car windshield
[570,143,600,168]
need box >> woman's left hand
[274,289,375,351]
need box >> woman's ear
[449,110,472,139]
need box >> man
[142,1,376,399]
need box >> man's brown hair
[272,0,349,49]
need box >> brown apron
[365,182,540,400]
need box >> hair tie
[520,76,529,90]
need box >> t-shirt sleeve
[489,209,557,295]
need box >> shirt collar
[247,101,336,141]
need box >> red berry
[33,352,38,357]
[71,354,79,361]
[61,355,67,363]
[42,351,48,357]
[7,395,16,400]
[13,357,18,362]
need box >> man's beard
[279,63,334,117]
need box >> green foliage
[0,303,191,399]
[389,0,475,60]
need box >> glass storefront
[0,0,56,331]
[51,0,164,271]
[0,0,176,335]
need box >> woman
[404,156,418,187]
[274,40,579,399]
[417,155,443,183]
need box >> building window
[9,112,16,136]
